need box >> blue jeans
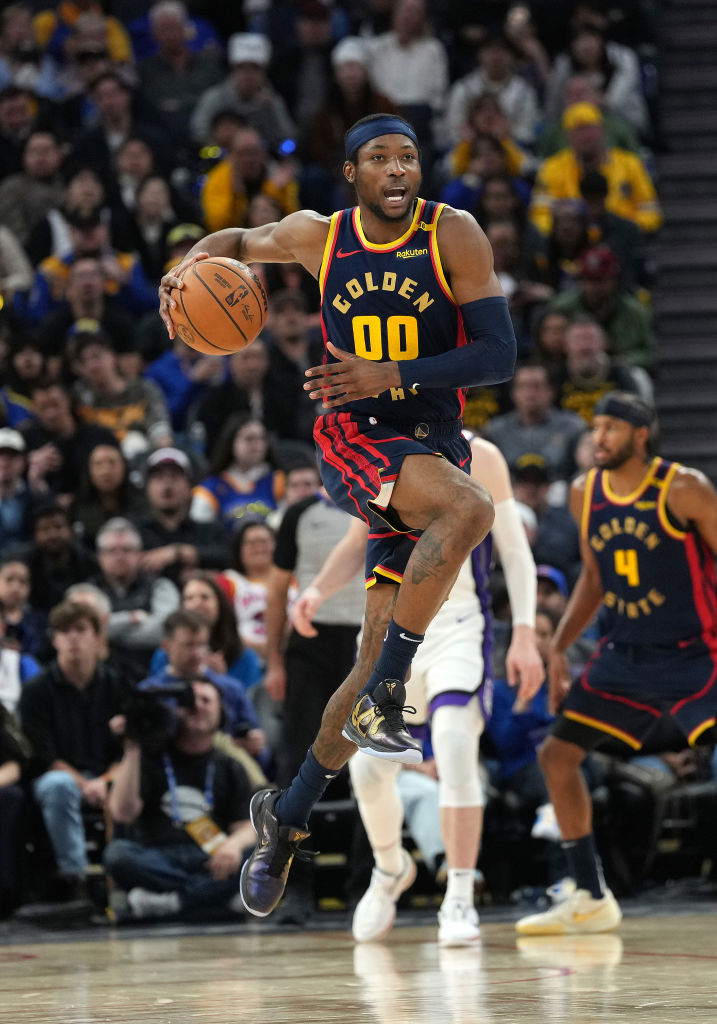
[33,770,88,876]
[103,839,242,910]
[398,770,444,874]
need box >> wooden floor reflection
[3,912,717,1023]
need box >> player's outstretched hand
[158,251,210,338]
[547,648,571,715]
[304,341,402,408]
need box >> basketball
[170,256,268,355]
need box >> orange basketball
[170,256,268,355]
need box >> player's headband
[344,117,419,161]
[594,394,653,427]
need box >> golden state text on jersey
[582,457,717,646]
[319,199,466,423]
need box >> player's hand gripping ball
[170,256,268,355]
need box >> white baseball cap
[228,32,271,67]
[0,428,25,453]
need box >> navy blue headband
[594,395,652,427]
[345,117,419,160]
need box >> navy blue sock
[561,834,605,898]
[357,619,425,699]
[274,747,339,830]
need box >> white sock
[445,868,474,905]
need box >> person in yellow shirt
[530,103,661,236]
[34,1,132,63]
[200,126,299,234]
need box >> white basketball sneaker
[352,849,417,942]
[438,898,480,947]
[127,888,181,919]
[516,886,622,936]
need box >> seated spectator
[21,378,116,502]
[220,518,278,663]
[524,199,592,296]
[89,517,179,677]
[483,363,586,488]
[579,170,647,292]
[190,32,295,152]
[0,223,34,301]
[200,125,300,234]
[439,133,531,213]
[472,171,529,230]
[136,446,231,585]
[269,0,337,133]
[444,93,536,189]
[554,317,648,425]
[0,84,39,180]
[0,551,47,660]
[538,73,640,159]
[532,308,570,384]
[0,129,65,248]
[63,580,146,687]
[136,0,224,154]
[510,455,582,587]
[446,32,539,150]
[144,336,228,438]
[26,163,106,265]
[72,442,148,549]
[149,573,262,694]
[115,174,188,286]
[3,335,47,420]
[544,24,649,139]
[530,103,661,237]
[27,205,157,325]
[191,414,285,530]
[0,614,40,716]
[0,703,30,918]
[0,4,63,101]
[33,3,132,65]
[104,678,254,922]
[0,427,35,552]
[18,600,127,905]
[141,608,264,759]
[267,461,322,529]
[71,331,172,456]
[545,244,655,370]
[26,501,98,614]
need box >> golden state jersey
[318,199,466,423]
[582,457,717,645]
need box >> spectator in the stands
[439,133,531,214]
[446,32,540,149]
[0,129,65,248]
[18,600,127,904]
[144,332,228,436]
[578,169,647,292]
[136,447,231,585]
[0,223,33,301]
[3,336,46,416]
[71,331,173,456]
[0,550,47,660]
[220,518,279,663]
[33,3,132,64]
[0,4,63,101]
[530,102,661,237]
[21,378,116,502]
[0,427,34,553]
[137,0,224,153]
[510,454,582,587]
[544,244,655,370]
[0,610,40,716]
[72,442,148,549]
[539,73,640,158]
[89,517,179,677]
[270,0,336,132]
[554,317,648,424]
[25,165,106,266]
[26,501,97,614]
[532,309,570,384]
[0,84,38,180]
[263,288,324,445]
[200,125,300,234]
[190,32,295,152]
[191,413,285,530]
[484,363,586,488]
[444,93,536,190]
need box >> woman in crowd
[72,442,147,548]
[220,518,283,664]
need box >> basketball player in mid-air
[158,113,516,919]
[516,392,717,935]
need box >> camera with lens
[122,682,196,753]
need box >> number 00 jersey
[318,198,466,424]
[582,457,717,646]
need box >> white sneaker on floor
[516,887,622,936]
[531,803,562,841]
[438,899,480,947]
[127,887,181,919]
[352,849,417,942]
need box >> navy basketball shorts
[314,411,471,586]
[553,637,717,751]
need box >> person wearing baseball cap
[0,427,33,553]
[136,446,230,584]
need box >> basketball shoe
[352,849,417,942]
[515,886,622,936]
[239,788,312,918]
[438,898,480,947]
[342,679,423,764]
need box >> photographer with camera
[104,677,255,921]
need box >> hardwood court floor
[2,907,717,1024]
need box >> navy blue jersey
[582,457,717,646]
[319,198,466,424]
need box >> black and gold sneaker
[342,679,423,764]
[239,789,312,918]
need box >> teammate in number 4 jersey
[158,112,517,920]
[516,391,717,937]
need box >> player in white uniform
[291,435,544,945]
